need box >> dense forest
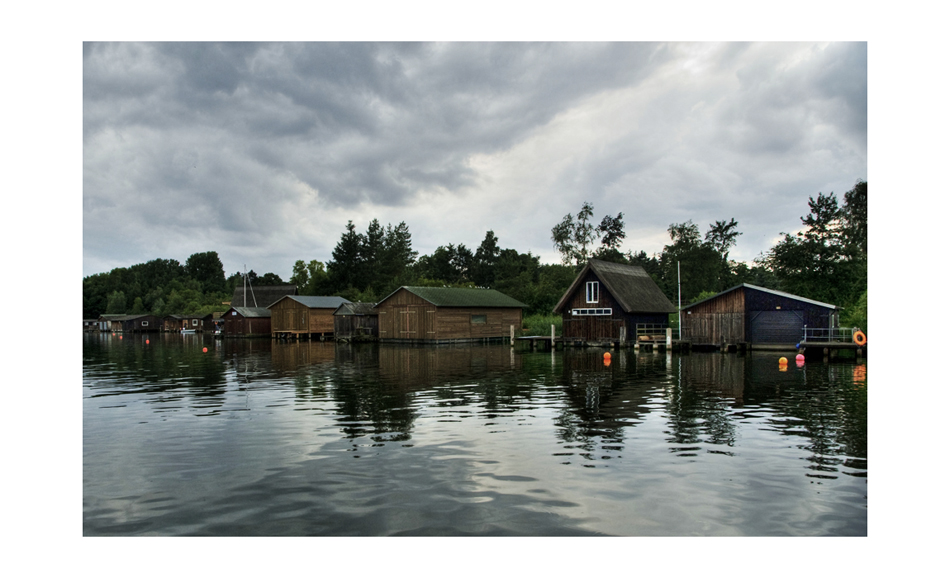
[83,180,867,331]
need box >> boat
[181,328,197,334]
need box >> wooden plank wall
[334,314,379,337]
[309,310,335,334]
[560,270,625,339]
[682,289,746,344]
[377,289,521,341]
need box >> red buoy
[202,347,208,353]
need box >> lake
[82,332,867,536]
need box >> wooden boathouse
[268,295,352,339]
[333,302,379,340]
[163,313,214,332]
[223,306,272,337]
[553,259,676,343]
[116,314,162,333]
[680,284,840,350]
[376,286,525,344]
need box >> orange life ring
[853,330,867,346]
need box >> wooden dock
[799,341,865,360]
[516,335,690,352]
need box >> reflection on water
[83,334,867,536]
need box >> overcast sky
[83,41,866,279]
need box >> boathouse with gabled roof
[268,295,352,339]
[554,259,676,342]
[376,286,526,343]
[229,284,298,309]
[116,314,162,333]
[680,283,839,349]
[333,302,379,340]
[223,306,272,337]
[164,313,214,333]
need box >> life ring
[853,330,867,346]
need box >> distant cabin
[164,313,214,332]
[333,302,379,339]
[223,306,272,337]
[117,314,162,333]
[229,284,298,309]
[268,295,352,339]
[680,284,839,348]
[376,286,526,343]
[554,259,676,342]
[97,314,127,332]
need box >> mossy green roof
[382,286,527,309]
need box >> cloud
[83,42,866,277]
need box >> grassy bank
[522,314,562,336]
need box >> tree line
[83,180,867,331]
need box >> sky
[83,41,867,279]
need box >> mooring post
[510,324,515,346]
[666,327,672,349]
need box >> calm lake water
[83,333,867,536]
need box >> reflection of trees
[666,353,867,477]
[83,333,228,407]
[332,344,531,442]
[664,354,743,451]
[553,350,660,463]
[749,359,868,478]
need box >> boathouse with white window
[554,259,676,341]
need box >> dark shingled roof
[229,307,271,318]
[554,259,676,314]
[684,283,838,311]
[334,302,378,316]
[379,286,527,309]
[230,285,298,309]
[269,295,351,310]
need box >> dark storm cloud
[86,42,670,208]
[83,42,866,277]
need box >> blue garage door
[750,310,803,343]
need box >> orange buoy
[778,356,787,365]
[853,330,867,346]
[604,352,611,360]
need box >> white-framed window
[192,319,198,326]
[572,308,612,316]
[232,311,237,316]
[586,281,600,303]
[141,321,149,326]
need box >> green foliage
[84,182,867,328]
[522,314,562,336]
[690,290,719,304]
[840,289,868,333]
[763,185,867,309]
[106,290,126,314]
[84,252,251,318]
[185,251,226,293]
[551,202,624,267]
